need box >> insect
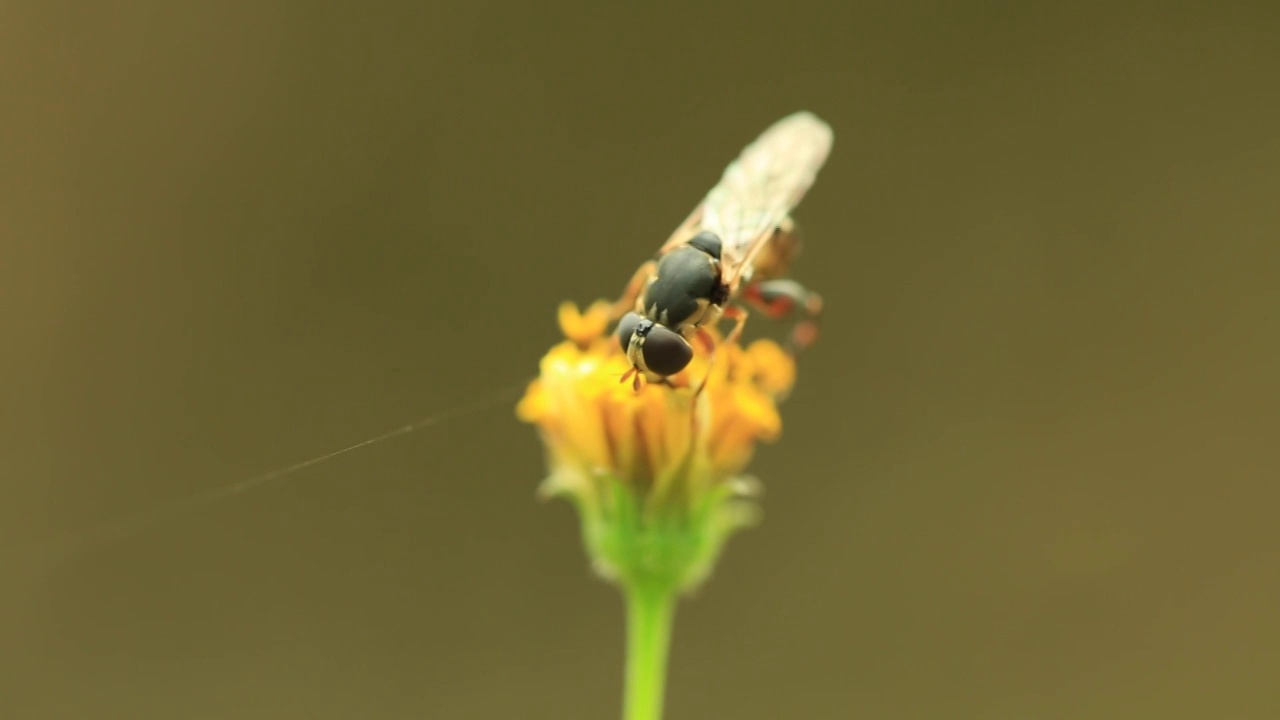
[614,111,833,391]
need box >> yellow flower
[517,300,797,591]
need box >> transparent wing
[698,111,833,284]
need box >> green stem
[622,581,677,720]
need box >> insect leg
[694,306,749,399]
[721,304,750,345]
[742,279,823,353]
[610,260,657,320]
[620,366,643,392]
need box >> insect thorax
[641,245,722,330]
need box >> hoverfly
[614,111,833,391]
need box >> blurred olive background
[4,2,1278,718]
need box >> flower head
[517,300,797,592]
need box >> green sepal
[564,472,760,595]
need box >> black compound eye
[617,312,643,353]
[641,324,693,376]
